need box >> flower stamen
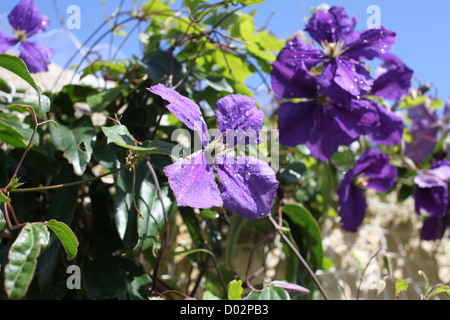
[321,39,347,58]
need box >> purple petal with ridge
[19,41,53,73]
[148,84,210,147]
[216,156,278,219]
[8,0,49,37]
[215,94,264,145]
[163,151,222,209]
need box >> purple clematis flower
[271,57,403,161]
[371,53,413,101]
[413,160,450,240]
[337,149,397,232]
[0,0,53,73]
[277,6,397,104]
[413,161,450,217]
[148,84,279,220]
[405,104,439,163]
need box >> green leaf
[129,177,172,256]
[0,118,38,148]
[139,50,186,86]
[4,222,50,299]
[0,190,11,204]
[400,95,427,109]
[101,125,175,156]
[237,0,266,5]
[81,59,133,79]
[430,98,444,109]
[0,54,50,117]
[119,258,152,300]
[227,279,243,300]
[173,248,215,257]
[114,161,172,255]
[246,286,290,300]
[279,160,306,185]
[203,290,221,300]
[0,206,6,232]
[184,0,208,11]
[86,84,128,112]
[204,76,233,93]
[45,219,79,261]
[395,279,408,297]
[50,116,96,176]
[282,204,323,271]
[0,77,12,93]
[428,285,450,299]
[0,54,39,93]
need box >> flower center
[13,29,27,42]
[205,132,229,162]
[321,40,347,58]
[355,175,369,188]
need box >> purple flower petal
[405,104,439,163]
[414,165,450,189]
[338,149,397,232]
[420,214,449,240]
[268,281,310,296]
[216,156,278,219]
[18,41,53,73]
[0,32,17,53]
[346,99,381,129]
[215,94,264,145]
[275,36,325,71]
[277,101,317,148]
[305,6,357,44]
[353,148,397,193]
[148,84,210,147]
[278,100,366,162]
[337,172,368,232]
[371,54,413,100]
[306,103,360,162]
[163,151,223,209]
[366,103,403,146]
[8,0,49,37]
[332,58,373,97]
[270,61,317,100]
[317,63,353,106]
[414,185,448,217]
[345,26,397,61]
[414,163,450,218]
[317,60,372,104]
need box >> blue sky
[1,0,449,101]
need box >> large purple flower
[271,57,403,161]
[276,6,396,103]
[0,0,53,73]
[337,149,397,232]
[404,104,439,163]
[148,84,279,220]
[413,160,450,240]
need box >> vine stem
[144,156,170,295]
[8,165,127,193]
[356,248,384,300]
[268,215,330,300]
[245,228,276,291]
